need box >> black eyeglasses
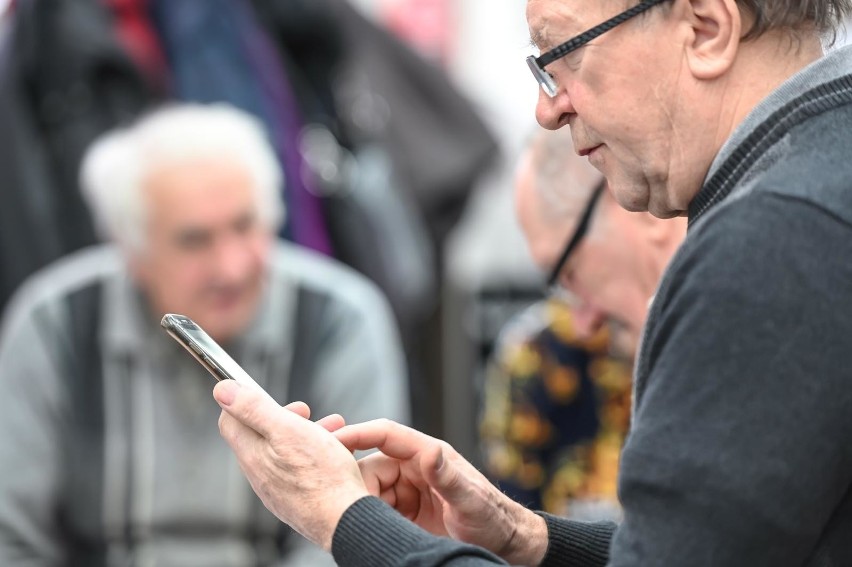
[527,0,671,97]
[546,181,605,293]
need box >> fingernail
[215,379,240,406]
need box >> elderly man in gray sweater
[0,103,409,566]
[211,1,852,566]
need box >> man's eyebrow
[176,226,210,241]
[529,29,548,49]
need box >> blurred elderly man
[480,127,685,521]
[0,104,409,566]
[516,127,686,359]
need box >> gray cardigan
[0,241,409,567]
[331,45,852,567]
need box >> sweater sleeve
[609,193,852,566]
[538,513,615,567]
[0,289,69,566]
[332,497,616,567]
[331,497,506,567]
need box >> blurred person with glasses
[520,127,686,361]
[481,126,684,523]
[480,128,633,523]
[211,1,852,566]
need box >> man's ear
[681,0,741,80]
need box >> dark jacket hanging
[0,0,154,310]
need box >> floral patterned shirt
[480,299,632,519]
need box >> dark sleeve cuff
[332,496,506,567]
[537,512,616,567]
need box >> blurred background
[3,0,852,540]
[3,0,851,477]
[350,0,547,463]
[0,0,544,465]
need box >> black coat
[0,0,153,309]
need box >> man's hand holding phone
[162,312,357,549]
[214,379,367,550]
[161,313,542,559]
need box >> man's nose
[535,86,574,130]
[211,236,253,283]
[571,302,607,340]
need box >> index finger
[334,419,440,460]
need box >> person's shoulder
[666,189,852,307]
[269,240,390,313]
[724,101,852,228]
[1,245,123,327]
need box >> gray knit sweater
[331,45,852,567]
[0,241,409,566]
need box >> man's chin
[606,319,639,361]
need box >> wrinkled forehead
[527,0,613,50]
[142,157,257,215]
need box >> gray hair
[529,127,604,223]
[736,0,852,41]
[79,103,285,251]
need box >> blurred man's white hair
[79,103,285,251]
[530,126,603,223]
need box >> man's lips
[206,287,246,309]
[578,144,602,157]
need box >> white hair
[530,126,603,223]
[79,103,285,250]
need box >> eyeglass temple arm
[537,0,671,67]
[546,181,606,287]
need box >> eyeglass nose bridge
[526,55,558,98]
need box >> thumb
[424,444,472,504]
[213,379,287,439]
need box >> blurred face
[514,151,569,267]
[517,165,652,357]
[553,196,654,357]
[131,156,273,342]
[527,0,702,217]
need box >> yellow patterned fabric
[480,300,632,519]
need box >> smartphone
[160,313,274,400]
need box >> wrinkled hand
[335,419,548,566]
[215,380,367,550]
